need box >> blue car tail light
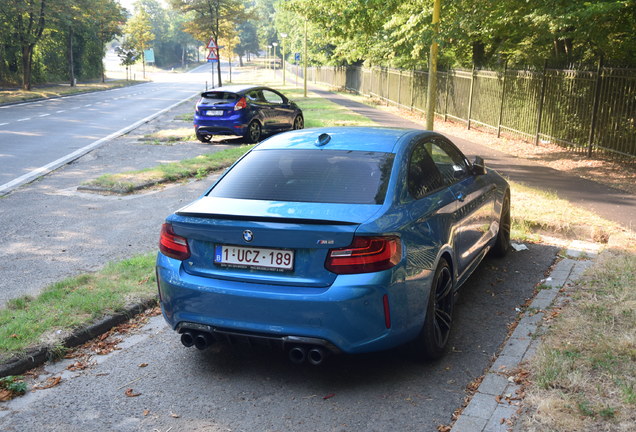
[325,236,401,274]
[159,223,190,260]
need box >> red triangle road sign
[207,37,217,50]
[207,49,218,60]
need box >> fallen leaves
[0,389,14,402]
[322,393,336,400]
[125,388,142,397]
[33,376,62,390]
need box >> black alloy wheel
[413,259,454,360]
[244,121,262,143]
[491,191,511,257]
[292,115,304,130]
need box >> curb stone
[450,239,600,432]
[0,298,157,378]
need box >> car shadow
[183,241,559,387]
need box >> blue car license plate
[215,245,294,271]
[206,110,224,116]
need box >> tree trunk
[21,45,34,90]
[68,26,75,87]
[239,55,244,67]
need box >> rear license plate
[206,110,224,116]
[214,245,294,272]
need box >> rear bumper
[156,253,423,354]
[194,114,247,137]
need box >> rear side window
[200,92,238,104]
[208,149,394,204]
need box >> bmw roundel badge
[243,230,254,242]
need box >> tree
[169,0,250,86]
[125,6,155,78]
[0,0,49,89]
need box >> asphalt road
[0,74,563,430]
[0,245,557,432]
[0,65,212,194]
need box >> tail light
[234,97,247,111]
[159,223,190,260]
[325,236,401,274]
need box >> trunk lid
[171,197,383,287]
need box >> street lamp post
[267,45,272,70]
[280,33,287,85]
[272,42,278,77]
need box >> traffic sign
[207,37,217,50]
[207,50,218,61]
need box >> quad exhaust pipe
[180,331,215,350]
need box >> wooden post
[467,65,476,129]
[497,61,508,138]
[535,61,548,145]
[587,56,604,156]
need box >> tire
[196,134,212,143]
[243,121,262,143]
[491,191,511,257]
[412,259,454,360]
[292,115,304,130]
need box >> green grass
[0,80,144,105]
[284,88,376,128]
[522,232,636,431]
[509,180,620,242]
[0,254,157,356]
[81,145,253,193]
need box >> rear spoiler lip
[174,211,358,226]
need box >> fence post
[444,69,450,122]
[398,70,402,106]
[535,61,548,145]
[497,61,508,138]
[410,69,415,111]
[467,65,476,129]
[385,67,390,104]
[587,56,604,157]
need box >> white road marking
[17,118,30,122]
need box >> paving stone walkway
[450,239,601,432]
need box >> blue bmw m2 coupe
[156,127,510,364]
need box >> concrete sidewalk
[310,88,636,230]
[450,239,600,432]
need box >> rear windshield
[208,149,394,204]
[200,92,238,104]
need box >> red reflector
[325,236,401,274]
[159,223,190,261]
[234,97,247,111]
[383,294,391,329]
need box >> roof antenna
[315,133,331,147]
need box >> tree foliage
[0,0,125,89]
[278,0,636,69]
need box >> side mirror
[472,156,486,175]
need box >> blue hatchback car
[193,85,304,143]
[157,127,510,364]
